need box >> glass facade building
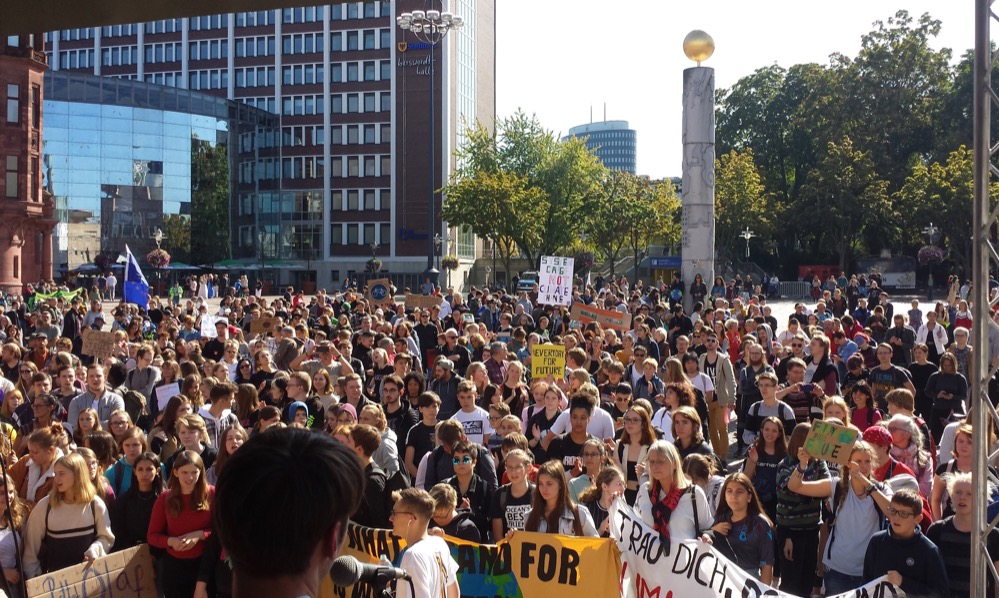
[564,120,637,174]
[42,71,279,272]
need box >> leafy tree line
[442,111,680,279]
[715,10,998,275]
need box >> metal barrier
[778,281,812,299]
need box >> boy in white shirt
[391,488,459,598]
[450,379,492,446]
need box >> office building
[45,1,496,290]
[564,120,636,174]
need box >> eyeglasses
[452,456,473,465]
[487,416,500,422]
[888,427,906,434]
[30,403,48,409]
[791,343,803,348]
[624,417,642,424]
[110,420,129,427]
[390,510,414,518]
[581,451,602,458]
[885,506,917,519]
[705,338,717,343]
[19,369,32,374]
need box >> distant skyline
[495,1,975,179]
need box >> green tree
[190,138,230,265]
[442,111,605,267]
[623,178,681,284]
[587,171,640,277]
[160,214,191,263]
[714,150,774,262]
[796,136,892,270]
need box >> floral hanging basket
[917,245,944,266]
[146,248,171,269]
[441,255,460,270]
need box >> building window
[364,190,376,210]
[6,85,18,124]
[346,224,359,245]
[347,190,359,210]
[4,156,17,198]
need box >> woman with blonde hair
[0,473,26,590]
[9,425,65,509]
[72,408,102,448]
[634,440,712,542]
[21,452,114,577]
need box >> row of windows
[283,64,324,86]
[281,95,324,116]
[235,36,276,58]
[282,156,325,179]
[331,60,390,83]
[57,29,94,41]
[144,20,183,35]
[189,69,229,91]
[331,92,391,114]
[332,124,391,145]
[281,6,324,24]
[330,223,392,248]
[282,125,325,147]
[331,189,390,211]
[189,40,228,61]
[238,129,281,153]
[234,66,276,88]
[58,49,96,70]
[240,97,278,114]
[236,2,390,28]
[189,15,226,31]
[101,46,137,67]
[281,33,322,55]
[330,155,390,178]
[144,42,182,64]
[333,29,391,52]
[102,24,140,38]
[144,72,181,87]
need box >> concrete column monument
[680,31,716,312]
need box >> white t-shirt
[451,407,493,445]
[396,536,458,598]
[651,408,675,443]
[549,405,615,440]
[688,372,715,398]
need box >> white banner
[539,256,574,306]
[608,498,899,598]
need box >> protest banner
[366,278,392,305]
[531,344,566,379]
[608,499,895,598]
[200,315,219,338]
[154,382,181,412]
[250,316,278,335]
[81,329,117,360]
[322,521,619,598]
[26,544,155,598]
[803,419,859,466]
[404,292,443,311]
[538,256,574,306]
[569,302,632,332]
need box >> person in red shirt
[864,426,916,481]
[147,450,214,598]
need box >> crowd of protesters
[0,270,994,597]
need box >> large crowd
[0,271,995,598]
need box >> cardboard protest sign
[200,315,219,339]
[250,316,278,335]
[531,344,566,379]
[404,293,443,310]
[365,278,392,305]
[26,544,155,598]
[803,419,859,465]
[538,256,574,306]
[570,302,632,332]
[81,329,117,360]
[154,382,181,412]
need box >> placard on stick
[26,544,155,598]
[366,278,392,305]
[404,293,443,311]
[531,343,566,379]
[81,329,117,360]
[538,256,574,306]
[250,316,278,335]
[803,419,859,466]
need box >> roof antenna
[603,102,607,122]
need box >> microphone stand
[0,430,26,598]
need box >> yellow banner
[322,522,620,598]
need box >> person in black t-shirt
[490,449,536,541]
[429,483,481,542]
[545,397,596,472]
[404,392,440,479]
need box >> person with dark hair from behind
[344,424,389,529]
[215,428,363,598]
[428,483,480,542]
[862,488,949,597]
[390,488,459,598]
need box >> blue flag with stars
[123,245,149,309]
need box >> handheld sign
[569,302,632,332]
[154,382,181,412]
[538,256,574,306]
[366,278,392,305]
[803,419,859,466]
[250,316,278,336]
[81,329,117,360]
[200,315,219,338]
[404,293,443,311]
[531,344,566,379]
[26,544,155,598]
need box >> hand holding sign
[803,420,859,466]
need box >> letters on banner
[608,498,899,598]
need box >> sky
[495,1,977,179]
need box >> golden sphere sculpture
[683,30,715,66]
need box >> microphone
[329,555,410,587]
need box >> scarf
[649,480,685,542]
[890,442,921,471]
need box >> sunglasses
[452,456,473,465]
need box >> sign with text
[804,419,859,465]
[249,316,278,336]
[81,329,118,360]
[26,544,155,598]
[570,302,632,332]
[538,256,574,306]
[405,292,443,311]
[366,278,392,305]
[200,315,220,339]
[531,344,566,379]
[154,382,181,412]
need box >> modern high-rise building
[0,35,56,293]
[564,120,636,174]
[44,1,496,290]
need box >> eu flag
[123,245,149,309]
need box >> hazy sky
[495,1,976,179]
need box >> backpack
[121,388,150,432]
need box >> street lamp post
[397,6,463,286]
[739,227,756,259]
[258,229,266,292]
[922,222,939,301]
